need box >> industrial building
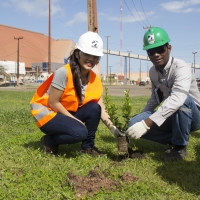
[0,24,75,82]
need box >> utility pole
[87,0,100,75]
[192,52,197,74]
[109,66,112,85]
[146,63,149,77]
[48,0,51,74]
[87,0,98,32]
[120,0,123,76]
[127,51,132,84]
[140,60,141,81]
[105,36,111,84]
[14,36,23,87]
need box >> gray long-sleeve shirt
[143,56,200,126]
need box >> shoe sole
[162,153,188,161]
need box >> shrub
[104,87,132,132]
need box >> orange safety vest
[30,64,103,128]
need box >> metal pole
[127,51,132,84]
[14,36,23,87]
[105,36,110,84]
[48,0,51,74]
[109,66,112,85]
[192,52,197,74]
[146,63,149,77]
[140,60,141,81]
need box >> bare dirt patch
[117,147,145,161]
[67,170,138,198]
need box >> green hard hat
[143,27,171,50]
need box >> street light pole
[192,52,197,74]
[14,36,23,87]
[105,36,110,84]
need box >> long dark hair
[67,49,82,100]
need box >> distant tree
[0,65,6,75]
[0,65,9,83]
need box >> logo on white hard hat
[91,40,98,48]
[147,34,155,44]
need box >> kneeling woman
[30,31,122,156]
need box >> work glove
[125,120,150,139]
[110,126,125,138]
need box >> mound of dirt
[67,170,138,198]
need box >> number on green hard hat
[143,27,171,50]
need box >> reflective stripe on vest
[30,103,56,127]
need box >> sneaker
[163,145,188,161]
[79,146,105,157]
[41,135,59,156]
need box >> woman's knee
[73,126,88,142]
[88,102,101,113]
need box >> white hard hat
[75,31,103,57]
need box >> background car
[139,81,146,86]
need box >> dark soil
[67,170,138,198]
[128,148,145,159]
[117,148,145,161]
[117,136,145,160]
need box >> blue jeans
[129,95,200,146]
[40,102,101,149]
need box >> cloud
[160,0,200,13]
[66,12,87,26]
[7,0,63,17]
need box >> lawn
[0,90,199,200]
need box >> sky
[0,0,200,77]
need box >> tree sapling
[104,87,132,154]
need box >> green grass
[0,90,200,200]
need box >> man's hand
[125,120,150,139]
[110,126,125,138]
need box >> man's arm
[150,61,191,126]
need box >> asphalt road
[0,83,152,97]
[103,84,151,97]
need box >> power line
[139,0,151,27]
[0,38,14,46]
[0,40,15,46]
[20,55,45,62]
[50,7,78,36]
[123,0,143,27]
[0,51,17,57]
[131,0,147,27]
